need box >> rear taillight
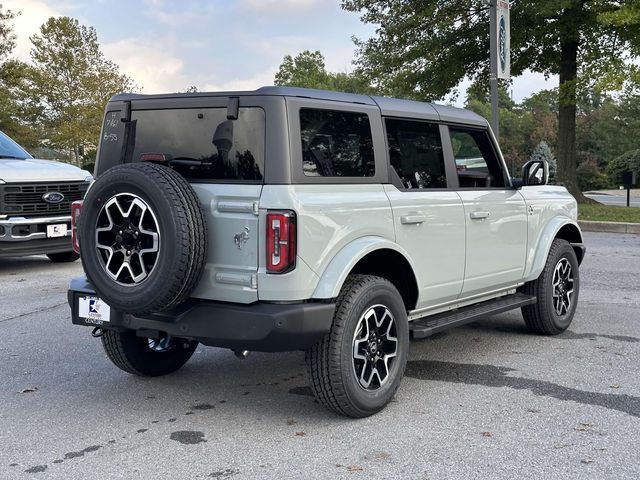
[266,210,296,274]
[71,200,83,254]
[139,152,169,162]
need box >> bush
[606,149,640,185]
[577,158,611,191]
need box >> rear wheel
[101,329,198,377]
[47,251,79,263]
[522,239,580,335]
[306,275,409,418]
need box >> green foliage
[342,0,640,199]
[0,6,40,147]
[0,3,16,60]
[0,59,40,148]
[530,141,557,178]
[579,203,640,223]
[274,50,375,94]
[464,84,636,186]
[606,149,640,184]
[342,0,640,100]
[28,17,134,164]
[464,85,557,175]
[577,158,612,191]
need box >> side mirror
[522,160,549,186]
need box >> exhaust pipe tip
[233,350,250,359]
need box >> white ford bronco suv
[0,130,91,261]
[68,87,585,417]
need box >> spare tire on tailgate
[79,162,207,314]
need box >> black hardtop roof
[110,86,487,126]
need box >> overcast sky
[5,0,557,105]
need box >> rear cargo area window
[130,107,265,182]
[300,108,375,177]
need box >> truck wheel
[78,162,207,314]
[306,275,409,418]
[101,330,198,377]
[47,251,79,263]
[522,239,580,335]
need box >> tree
[530,141,557,180]
[0,59,40,148]
[342,0,640,201]
[28,17,134,165]
[275,50,375,94]
[465,83,533,173]
[0,3,16,59]
[0,5,39,146]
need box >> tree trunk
[557,8,589,203]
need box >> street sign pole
[490,0,499,142]
[489,0,510,144]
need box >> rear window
[130,107,265,182]
[300,108,375,177]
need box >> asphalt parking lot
[1,231,639,480]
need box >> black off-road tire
[101,329,198,377]
[306,275,409,418]
[522,239,580,335]
[78,162,207,314]
[47,251,80,263]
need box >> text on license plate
[78,296,111,323]
[47,224,67,238]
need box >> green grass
[578,203,640,223]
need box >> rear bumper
[68,277,335,352]
[0,215,72,257]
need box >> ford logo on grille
[42,192,65,204]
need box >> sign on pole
[495,0,510,80]
[489,0,510,141]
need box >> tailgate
[190,184,262,304]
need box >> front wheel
[306,275,409,418]
[522,239,580,335]
[101,330,198,376]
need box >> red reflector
[71,200,83,254]
[139,152,168,162]
[266,210,296,274]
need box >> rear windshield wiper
[168,156,212,168]
[0,155,26,159]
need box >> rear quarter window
[300,108,375,177]
[130,107,265,182]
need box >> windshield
[0,131,32,160]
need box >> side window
[449,128,505,188]
[300,108,375,177]
[385,118,447,189]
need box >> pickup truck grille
[0,182,89,217]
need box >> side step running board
[409,293,536,340]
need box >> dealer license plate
[46,224,67,238]
[78,296,111,324]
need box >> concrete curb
[579,220,640,235]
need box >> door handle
[400,214,426,225]
[469,211,491,220]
